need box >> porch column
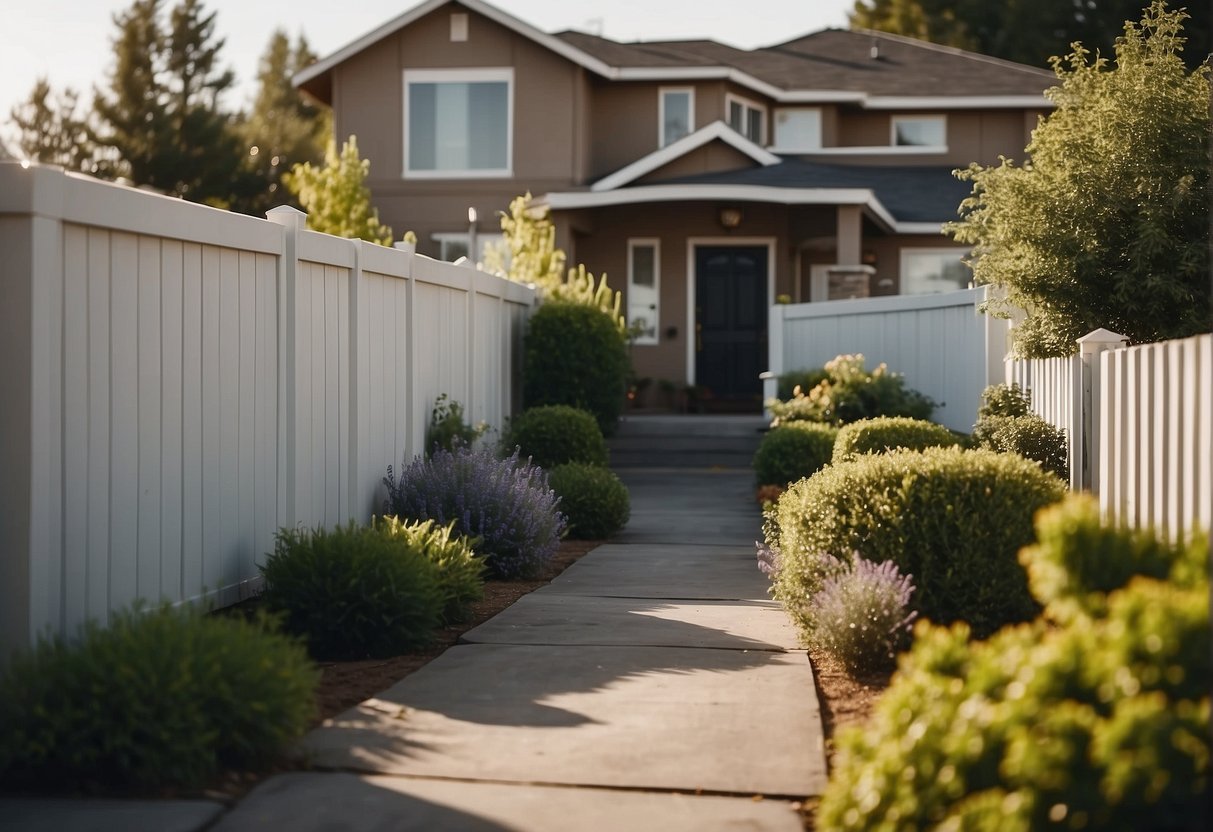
[836,205,862,265]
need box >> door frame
[685,237,777,386]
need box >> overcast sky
[2,0,854,141]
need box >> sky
[1,0,855,146]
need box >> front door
[694,245,768,405]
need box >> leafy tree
[8,78,96,172]
[850,0,1210,70]
[285,135,393,245]
[947,2,1211,357]
[239,30,330,214]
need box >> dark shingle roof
[649,160,972,224]
[555,27,1053,98]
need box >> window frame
[627,238,661,346]
[659,86,696,148]
[725,92,767,145]
[771,106,823,152]
[432,231,505,264]
[890,114,947,149]
[898,247,971,295]
[403,67,514,179]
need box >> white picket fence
[1007,331,1212,540]
[766,287,1010,432]
[0,163,535,653]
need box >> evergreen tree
[947,2,1211,357]
[285,135,393,245]
[8,78,96,172]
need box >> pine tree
[8,78,96,172]
[284,135,393,245]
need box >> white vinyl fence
[766,287,1010,432]
[0,163,534,653]
[1007,331,1212,540]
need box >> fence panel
[0,165,534,653]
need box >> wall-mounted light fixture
[719,207,743,230]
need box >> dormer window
[404,68,513,178]
[660,88,694,147]
[891,115,946,148]
[726,93,765,144]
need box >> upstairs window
[627,239,660,345]
[660,88,694,147]
[891,115,946,148]
[433,232,505,264]
[726,93,765,144]
[900,249,970,294]
[404,68,512,177]
[773,107,822,151]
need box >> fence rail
[0,164,534,653]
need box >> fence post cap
[1078,328,1128,353]
[265,205,307,230]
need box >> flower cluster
[807,554,916,673]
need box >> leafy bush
[503,405,608,468]
[523,302,630,436]
[766,354,935,427]
[776,367,829,401]
[752,421,838,487]
[261,521,445,659]
[807,555,917,674]
[385,446,566,579]
[770,447,1066,638]
[973,413,1069,480]
[0,604,317,791]
[548,462,630,539]
[978,382,1032,420]
[376,516,485,623]
[426,393,487,455]
[819,495,1210,830]
[832,416,957,463]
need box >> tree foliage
[8,79,96,172]
[947,2,1211,357]
[850,0,1210,70]
[285,135,393,245]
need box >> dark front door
[694,245,768,405]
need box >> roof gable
[592,122,779,192]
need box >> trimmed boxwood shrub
[753,421,838,487]
[385,446,566,579]
[523,302,630,437]
[261,521,446,659]
[503,404,608,468]
[770,446,1066,638]
[819,496,1210,831]
[832,416,958,463]
[974,413,1069,480]
[548,462,630,539]
[978,382,1032,419]
[377,516,485,624]
[0,604,317,791]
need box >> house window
[660,88,694,147]
[433,232,505,264]
[900,249,970,294]
[404,68,512,177]
[773,108,822,151]
[891,115,946,148]
[726,94,765,144]
[627,239,660,345]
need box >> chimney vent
[870,40,880,59]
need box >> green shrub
[425,393,487,455]
[974,413,1069,480]
[776,367,829,401]
[260,521,445,659]
[752,422,838,487]
[770,447,1066,638]
[523,302,630,436]
[0,604,317,791]
[978,382,1032,419]
[377,516,485,623]
[503,405,608,468]
[548,463,630,539]
[831,416,958,463]
[766,354,935,427]
[819,496,1210,831]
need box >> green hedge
[770,447,1066,638]
[548,462,631,539]
[752,421,838,487]
[820,496,1210,830]
[973,413,1068,480]
[832,416,957,463]
[503,405,608,468]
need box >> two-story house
[295,0,1053,408]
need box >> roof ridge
[848,27,1056,78]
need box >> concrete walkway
[5,417,826,831]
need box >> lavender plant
[808,555,917,674]
[384,446,566,579]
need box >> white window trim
[725,92,767,145]
[898,247,971,294]
[403,67,514,179]
[890,114,947,149]
[771,106,823,152]
[627,238,661,346]
[658,87,695,149]
[432,231,505,262]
